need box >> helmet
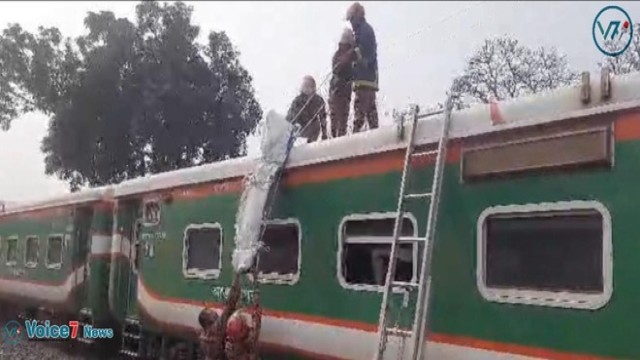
[226,309,254,342]
[339,28,355,45]
[346,2,365,21]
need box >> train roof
[0,186,113,216]
[6,69,640,207]
[114,70,640,198]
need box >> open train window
[254,219,301,285]
[24,236,39,268]
[477,201,612,310]
[46,235,64,269]
[5,236,18,266]
[338,213,418,292]
[183,223,222,279]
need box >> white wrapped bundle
[232,110,296,273]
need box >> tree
[453,37,578,108]
[0,1,261,190]
[599,23,640,75]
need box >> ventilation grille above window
[462,126,613,181]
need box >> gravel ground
[0,339,88,360]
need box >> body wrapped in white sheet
[232,110,297,273]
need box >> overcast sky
[1,1,638,202]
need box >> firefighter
[347,2,379,133]
[285,75,328,143]
[329,28,357,138]
[224,275,262,360]
[224,307,261,360]
[198,275,243,360]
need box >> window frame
[476,200,613,310]
[249,218,302,286]
[142,198,162,227]
[5,236,18,267]
[182,222,223,280]
[45,234,65,270]
[337,212,419,292]
[24,235,39,268]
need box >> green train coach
[0,187,116,344]
[1,69,640,359]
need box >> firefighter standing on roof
[347,2,379,133]
[285,76,328,143]
[329,28,357,139]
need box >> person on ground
[198,275,242,360]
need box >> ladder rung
[125,318,140,325]
[120,350,140,357]
[79,308,92,315]
[404,192,432,199]
[386,327,413,337]
[392,281,419,289]
[412,149,438,157]
[416,109,445,119]
[398,236,426,243]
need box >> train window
[338,213,418,291]
[255,220,301,284]
[477,201,612,310]
[46,235,64,269]
[5,237,18,266]
[24,236,39,268]
[142,200,161,226]
[183,223,222,279]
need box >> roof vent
[601,66,612,101]
[580,71,591,104]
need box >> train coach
[0,187,117,351]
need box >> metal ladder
[77,308,94,344]
[373,95,455,360]
[120,317,142,357]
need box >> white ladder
[373,95,454,360]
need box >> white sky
[0,1,638,202]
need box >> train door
[72,205,94,309]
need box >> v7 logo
[597,20,623,41]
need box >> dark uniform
[198,276,242,360]
[224,276,262,360]
[329,43,357,138]
[285,93,328,143]
[349,3,379,133]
